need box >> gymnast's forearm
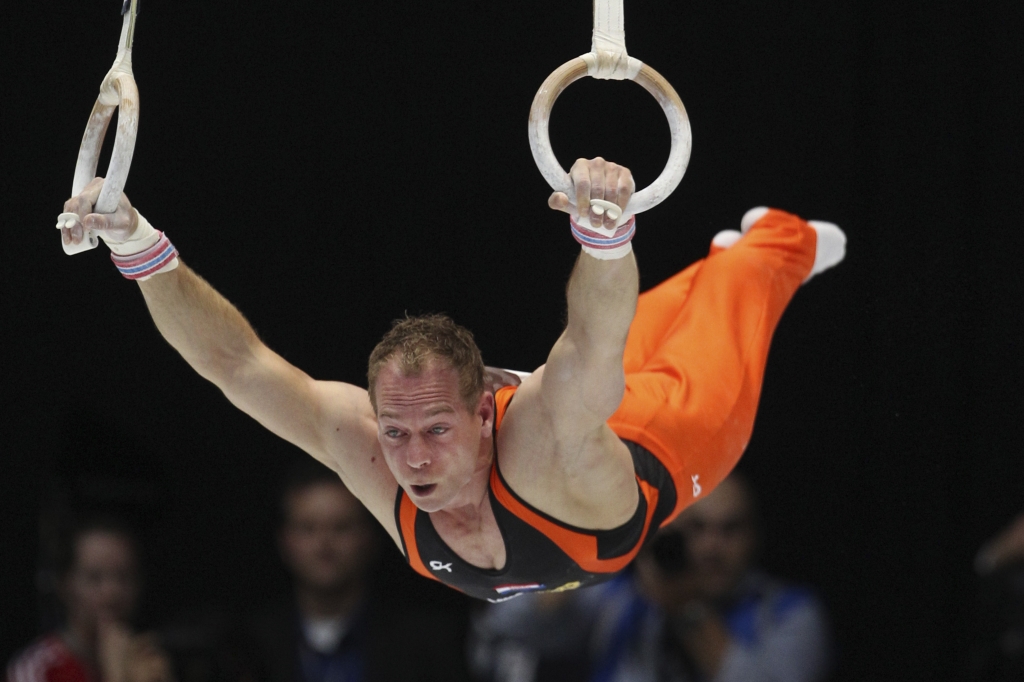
[138,263,262,387]
[565,251,638,357]
[561,251,638,415]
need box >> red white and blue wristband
[570,214,636,260]
[110,230,179,280]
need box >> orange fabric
[400,493,440,582]
[494,385,517,432]
[607,208,817,522]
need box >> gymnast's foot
[709,229,743,256]
[740,206,846,282]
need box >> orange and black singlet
[393,386,678,603]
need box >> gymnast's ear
[476,390,496,434]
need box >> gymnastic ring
[528,56,691,221]
[62,3,140,256]
[62,70,139,255]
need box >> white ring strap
[584,0,641,81]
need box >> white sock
[805,220,847,281]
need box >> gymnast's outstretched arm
[59,180,390,510]
[544,159,637,437]
[137,265,375,457]
[500,158,640,525]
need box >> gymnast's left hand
[61,177,138,247]
[548,157,635,230]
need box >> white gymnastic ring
[62,72,139,256]
[63,7,140,256]
[73,72,139,215]
[528,56,691,218]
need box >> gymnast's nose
[406,436,431,470]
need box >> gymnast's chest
[412,490,610,602]
[429,500,507,571]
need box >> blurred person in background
[967,513,1024,681]
[248,458,469,682]
[5,517,175,682]
[588,472,833,682]
[467,589,602,682]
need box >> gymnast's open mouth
[410,484,437,497]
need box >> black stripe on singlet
[624,440,678,536]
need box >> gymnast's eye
[384,428,402,438]
[430,426,448,435]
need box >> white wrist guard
[570,214,636,260]
[108,211,180,280]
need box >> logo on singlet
[429,560,453,573]
[691,474,702,498]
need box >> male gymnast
[58,158,845,602]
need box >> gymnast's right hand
[61,177,138,248]
[548,157,634,230]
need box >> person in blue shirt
[589,472,833,682]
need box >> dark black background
[2,0,1022,679]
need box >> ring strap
[584,0,641,80]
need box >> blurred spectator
[468,590,603,682]
[975,514,1024,577]
[6,517,175,682]
[967,514,1024,680]
[467,472,832,682]
[590,473,833,681]
[247,458,470,682]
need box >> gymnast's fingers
[61,177,107,242]
[570,159,592,222]
[83,192,137,243]
[61,223,82,245]
[71,177,105,214]
[587,157,606,226]
[602,164,621,230]
[548,192,572,213]
[616,167,635,213]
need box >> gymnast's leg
[617,224,767,374]
[608,208,844,523]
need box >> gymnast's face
[375,358,494,513]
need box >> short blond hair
[367,314,485,413]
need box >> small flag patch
[495,583,545,595]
